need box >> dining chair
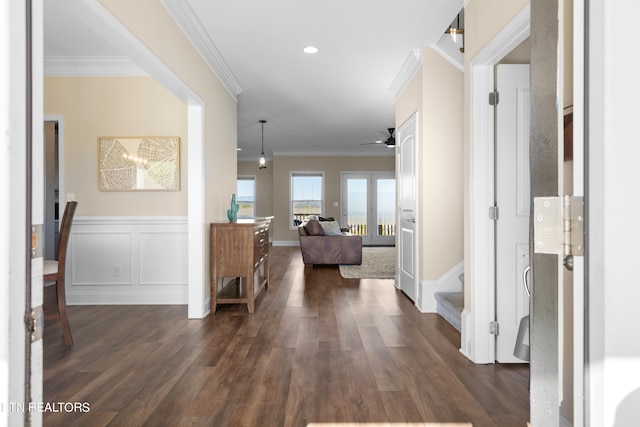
[43,201,77,347]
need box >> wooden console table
[210,218,271,313]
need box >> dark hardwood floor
[43,246,530,427]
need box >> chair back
[57,201,78,282]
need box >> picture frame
[98,136,180,191]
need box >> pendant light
[258,119,267,169]
[445,12,464,45]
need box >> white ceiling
[43,0,463,159]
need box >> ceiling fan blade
[359,141,384,146]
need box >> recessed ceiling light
[237,148,242,151]
[303,46,319,54]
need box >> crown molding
[431,41,464,72]
[389,49,422,99]
[44,56,147,76]
[161,0,243,100]
[272,150,395,158]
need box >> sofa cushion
[304,219,324,236]
[320,220,343,236]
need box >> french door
[341,172,395,246]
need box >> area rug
[339,247,396,279]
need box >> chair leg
[56,278,73,347]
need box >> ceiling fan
[360,128,396,148]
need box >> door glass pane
[347,179,367,235]
[377,179,396,236]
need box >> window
[237,176,255,218]
[290,172,323,228]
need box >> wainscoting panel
[139,231,188,285]
[67,217,188,305]
[72,231,133,286]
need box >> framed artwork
[98,136,180,191]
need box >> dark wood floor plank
[357,325,405,392]
[342,349,391,423]
[43,246,530,426]
[332,287,365,351]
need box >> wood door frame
[464,5,530,364]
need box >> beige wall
[237,160,274,219]
[421,47,464,281]
[395,46,464,282]
[271,155,395,243]
[100,0,238,225]
[45,76,188,216]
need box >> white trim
[460,308,473,359]
[389,49,422,99]
[269,150,395,158]
[73,216,187,226]
[417,261,464,313]
[187,105,206,318]
[272,240,300,247]
[466,5,530,364]
[44,56,147,76]
[69,290,187,305]
[0,0,11,420]
[431,42,464,72]
[160,0,242,100]
[572,0,585,424]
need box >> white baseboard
[272,240,300,247]
[460,308,473,359]
[67,216,188,305]
[69,290,187,305]
[416,261,464,313]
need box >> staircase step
[435,291,463,332]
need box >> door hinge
[533,195,584,256]
[489,91,499,106]
[24,306,43,342]
[490,321,500,335]
[489,205,499,221]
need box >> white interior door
[397,113,418,302]
[495,64,531,363]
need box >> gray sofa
[298,220,362,266]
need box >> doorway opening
[464,5,530,364]
[44,116,64,261]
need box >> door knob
[522,265,531,297]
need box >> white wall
[587,0,640,424]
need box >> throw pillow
[304,219,324,236]
[320,220,343,236]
